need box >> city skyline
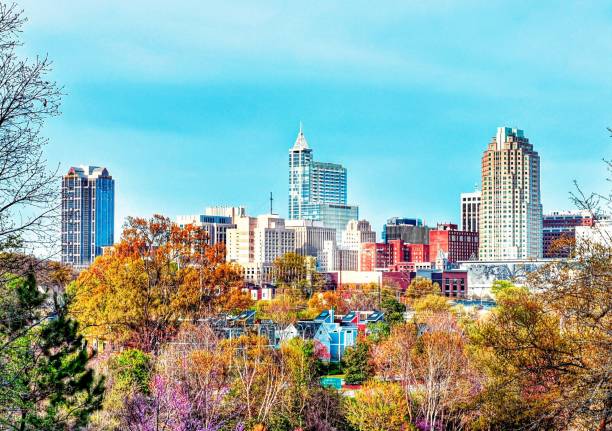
[17,1,612,238]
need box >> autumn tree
[469,246,612,430]
[338,282,397,311]
[413,294,450,319]
[274,338,319,429]
[69,215,243,352]
[372,322,420,423]
[222,334,291,429]
[381,297,406,327]
[345,381,410,431]
[415,313,474,430]
[272,252,322,298]
[255,293,308,328]
[467,156,612,430]
[404,277,441,304]
[307,290,345,316]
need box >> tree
[0,273,104,430]
[413,294,450,319]
[372,323,419,423]
[0,3,61,255]
[415,313,473,430]
[469,244,612,430]
[381,297,406,327]
[255,293,307,328]
[272,252,321,298]
[68,215,243,352]
[404,278,441,304]
[224,335,287,427]
[307,290,345,316]
[489,279,516,296]
[344,381,411,431]
[338,283,388,311]
[277,338,319,429]
[343,340,373,385]
[303,387,349,431]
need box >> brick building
[429,223,479,268]
[543,211,594,258]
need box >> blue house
[312,310,358,363]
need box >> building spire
[292,121,309,150]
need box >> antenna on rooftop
[269,192,274,215]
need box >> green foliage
[367,321,390,343]
[0,273,104,430]
[490,279,519,297]
[109,349,152,395]
[342,341,373,385]
[380,297,405,327]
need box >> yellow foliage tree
[68,215,243,352]
[345,381,410,431]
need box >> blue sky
[18,1,612,237]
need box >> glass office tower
[288,124,354,236]
[61,166,115,267]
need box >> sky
[17,0,612,238]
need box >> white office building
[226,214,296,285]
[460,190,481,232]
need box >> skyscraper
[288,125,314,220]
[288,124,355,237]
[460,190,481,232]
[61,166,114,267]
[479,127,542,260]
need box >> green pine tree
[0,271,104,430]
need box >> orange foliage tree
[68,215,244,352]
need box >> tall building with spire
[288,124,356,238]
[478,127,542,260]
[288,123,314,220]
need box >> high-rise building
[460,190,481,232]
[61,166,114,267]
[341,219,377,250]
[288,126,314,220]
[543,211,594,257]
[479,127,543,260]
[302,203,358,238]
[311,162,347,204]
[321,240,359,272]
[176,214,235,245]
[320,219,376,272]
[382,217,430,244]
[285,219,336,263]
[226,214,295,285]
[429,223,479,268]
[288,125,356,237]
